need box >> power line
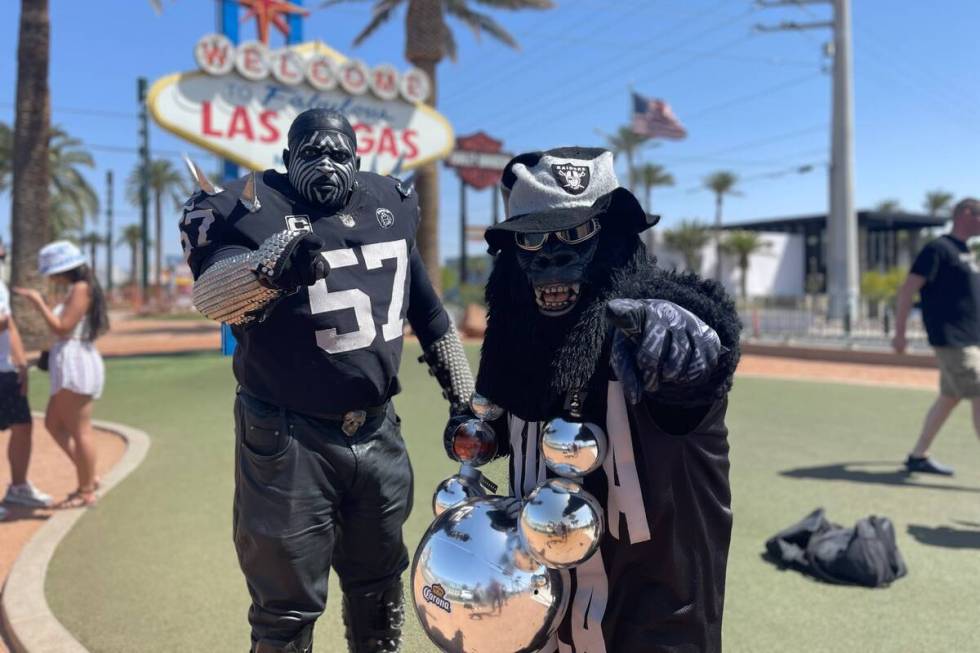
[681,72,823,122]
[445,0,740,112]
[491,30,758,138]
[481,6,760,135]
[0,102,134,120]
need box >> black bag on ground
[764,508,907,587]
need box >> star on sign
[238,0,309,45]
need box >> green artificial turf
[43,350,980,652]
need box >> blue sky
[1,0,977,267]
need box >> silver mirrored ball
[540,418,608,478]
[518,478,604,570]
[432,472,487,517]
[469,392,504,421]
[413,497,568,653]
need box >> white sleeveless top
[53,303,88,341]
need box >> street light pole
[137,77,150,301]
[105,170,113,293]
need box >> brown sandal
[57,487,97,509]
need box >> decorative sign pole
[445,132,511,285]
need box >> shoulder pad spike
[240,171,261,213]
[183,155,223,196]
[396,172,416,199]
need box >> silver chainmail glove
[419,324,475,415]
[193,229,321,327]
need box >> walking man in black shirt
[893,198,980,476]
[181,109,473,653]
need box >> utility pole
[757,0,858,325]
[137,77,151,301]
[105,170,114,294]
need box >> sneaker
[4,482,53,508]
[904,455,955,476]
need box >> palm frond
[319,0,376,7]
[443,24,459,62]
[473,0,554,9]
[445,0,518,48]
[352,0,403,46]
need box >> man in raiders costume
[181,109,473,653]
[457,148,740,652]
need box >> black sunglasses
[515,219,601,251]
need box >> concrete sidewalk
[0,421,125,653]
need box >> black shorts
[0,371,31,430]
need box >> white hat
[486,147,655,254]
[38,240,86,276]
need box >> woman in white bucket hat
[14,240,109,508]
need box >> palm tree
[874,199,902,214]
[0,122,11,194]
[605,126,647,191]
[2,123,99,238]
[703,171,739,282]
[637,162,674,213]
[126,159,188,289]
[329,0,555,292]
[10,0,51,347]
[119,224,146,285]
[78,232,104,274]
[662,220,710,273]
[48,126,98,237]
[720,230,769,301]
[923,190,954,217]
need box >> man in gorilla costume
[468,147,740,652]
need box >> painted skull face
[286,129,357,209]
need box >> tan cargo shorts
[935,346,980,398]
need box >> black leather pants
[233,392,414,652]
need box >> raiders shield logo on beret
[551,163,591,195]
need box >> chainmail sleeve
[192,229,306,327]
[419,324,475,415]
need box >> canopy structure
[721,211,948,292]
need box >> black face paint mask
[286,129,358,210]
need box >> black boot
[342,580,405,653]
[254,626,313,653]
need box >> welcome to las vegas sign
[148,34,454,174]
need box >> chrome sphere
[432,472,487,517]
[448,418,498,467]
[540,418,608,478]
[412,497,568,653]
[518,478,604,570]
[469,393,504,421]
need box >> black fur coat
[476,236,741,423]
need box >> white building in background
[651,231,804,299]
[650,210,949,299]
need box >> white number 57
[308,239,408,354]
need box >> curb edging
[0,418,151,653]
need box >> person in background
[893,198,980,476]
[14,241,108,508]
[0,241,52,519]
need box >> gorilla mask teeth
[534,283,581,316]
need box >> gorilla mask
[283,109,360,210]
[514,219,602,316]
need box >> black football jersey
[179,170,449,416]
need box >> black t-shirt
[910,235,980,347]
[179,170,450,416]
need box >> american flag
[631,92,687,140]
